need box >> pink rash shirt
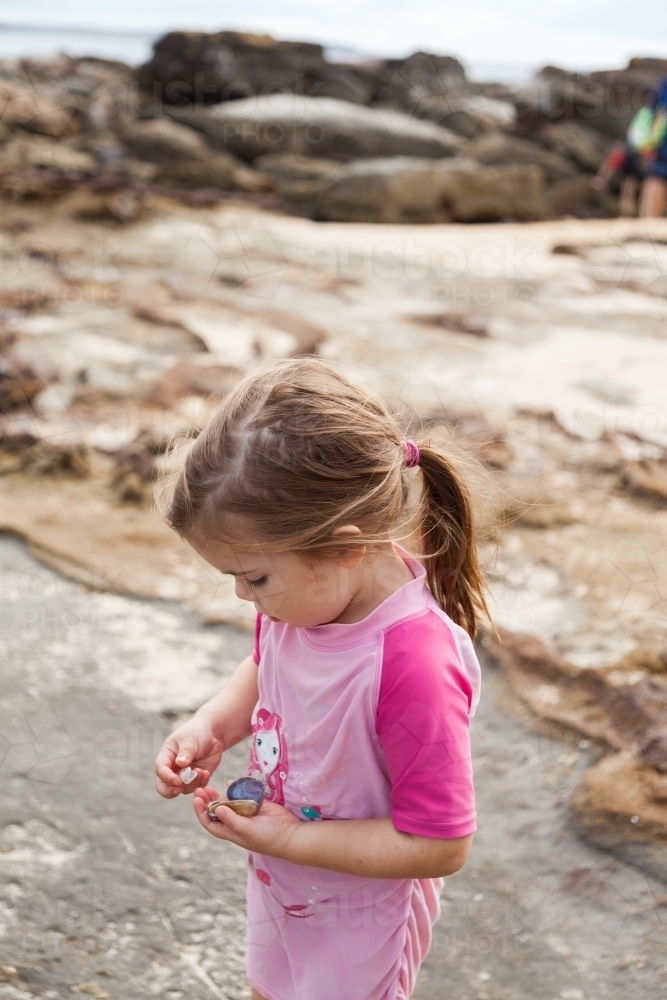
[244,549,480,1000]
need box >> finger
[193,791,235,841]
[155,745,181,786]
[156,777,181,799]
[210,803,255,842]
[174,736,201,769]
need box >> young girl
[154,358,487,1000]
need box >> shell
[226,776,265,804]
[179,767,197,784]
[207,798,259,818]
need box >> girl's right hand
[155,716,224,799]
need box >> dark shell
[227,776,265,804]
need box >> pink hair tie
[402,439,420,468]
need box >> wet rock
[312,157,547,223]
[178,94,464,162]
[569,751,667,881]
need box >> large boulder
[117,117,267,191]
[175,93,464,162]
[302,157,548,223]
[137,31,327,104]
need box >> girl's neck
[331,544,415,625]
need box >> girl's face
[255,729,280,776]
[186,527,366,627]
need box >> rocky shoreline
[1,34,666,898]
[1,39,666,225]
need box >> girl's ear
[331,525,366,568]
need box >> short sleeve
[376,611,478,840]
[252,613,262,665]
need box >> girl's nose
[234,579,253,601]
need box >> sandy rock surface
[1,535,667,999]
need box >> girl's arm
[284,816,472,879]
[155,655,258,798]
[196,653,259,748]
[192,792,472,879]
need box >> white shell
[180,767,197,784]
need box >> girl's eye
[272,747,278,755]
[246,576,267,589]
[257,738,262,746]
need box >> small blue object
[301,806,322,820]
[227,777,265,804]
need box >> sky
[0,0,666,78]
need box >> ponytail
[415,443,489,639]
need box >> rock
[621,460,667,504]
[117,116,265,192]
[60,189,148,223]
[410,94,517,138]
[411,312,488,337]
[371,51,467,114]
[422,408,512,469]
[254,152,344,182]
[466,132,580,184]
[311,157,548,223]
[138,32,466,114]
[515,60,667,140]
[0,333,54,413]
[545,175,616,217]
[538,121,609,172]
[0,80,79,138]
[569,751,667,881]
[0,135,96,172]
[138,30,329,104]
[481,628,667,767]
[178,94,464,162]
[149,360,242,409]
[0,472,254,628]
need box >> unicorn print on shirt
[249,708,288,805]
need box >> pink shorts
[245,860,443,1000]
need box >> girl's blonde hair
[156,357,489,637]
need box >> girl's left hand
[193,785,301,859]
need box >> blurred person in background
[592,142,645,216]
[638,76,667,217]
